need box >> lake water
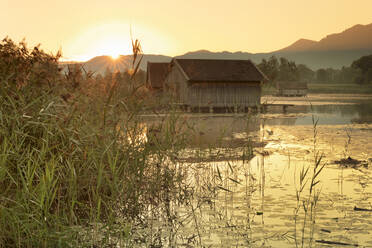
[134,94,372,247]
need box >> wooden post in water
[209,106,214,113]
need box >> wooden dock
[260,103,295,113]
[173,103,295,113]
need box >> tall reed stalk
[293,110,326,248]
[0,37,192,247]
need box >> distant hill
[177,50,254,60]
[272,23,372,68]
[179,23,372,69]
[61,23,372,72]
[60,54,172,75]
[279,23,372,52]
[278,39,318,52]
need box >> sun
[64,23,133,61]
[106,49,121,60]
[64,21,175,61]
[96,36,130,59]
[110,53,120,60]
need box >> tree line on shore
[257,55,372,84]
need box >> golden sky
[1,0,372,61]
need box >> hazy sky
[1,0,372,61]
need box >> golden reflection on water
[137,124,372,247]
[134,99,372,247]
[116,122,148,146]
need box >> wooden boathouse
[146,62,169,92]
[276,81,308,96]
[163,58,268,112]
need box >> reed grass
[0,37,195,247]
[293,111,326,248]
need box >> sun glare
[96,36,130,60]
[64,21,175,61]
[110,53,120,60]
[64,23,132,61]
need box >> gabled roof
[173,58,267,82]
[146,62,169,88]
[276,81,308,90]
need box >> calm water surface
[136,95,372,247]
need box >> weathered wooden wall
[187,83,261,107]
[163,64,188,103]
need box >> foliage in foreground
[0,38,190,247]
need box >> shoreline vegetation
[0,37,217,247]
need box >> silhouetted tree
[297,64,315,82]
[258,56,279,82]
[336,66,361,83]
[316,69,328,83]
[351,55,372,84]
[278,57,299,82]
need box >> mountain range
[63,23,372,74]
